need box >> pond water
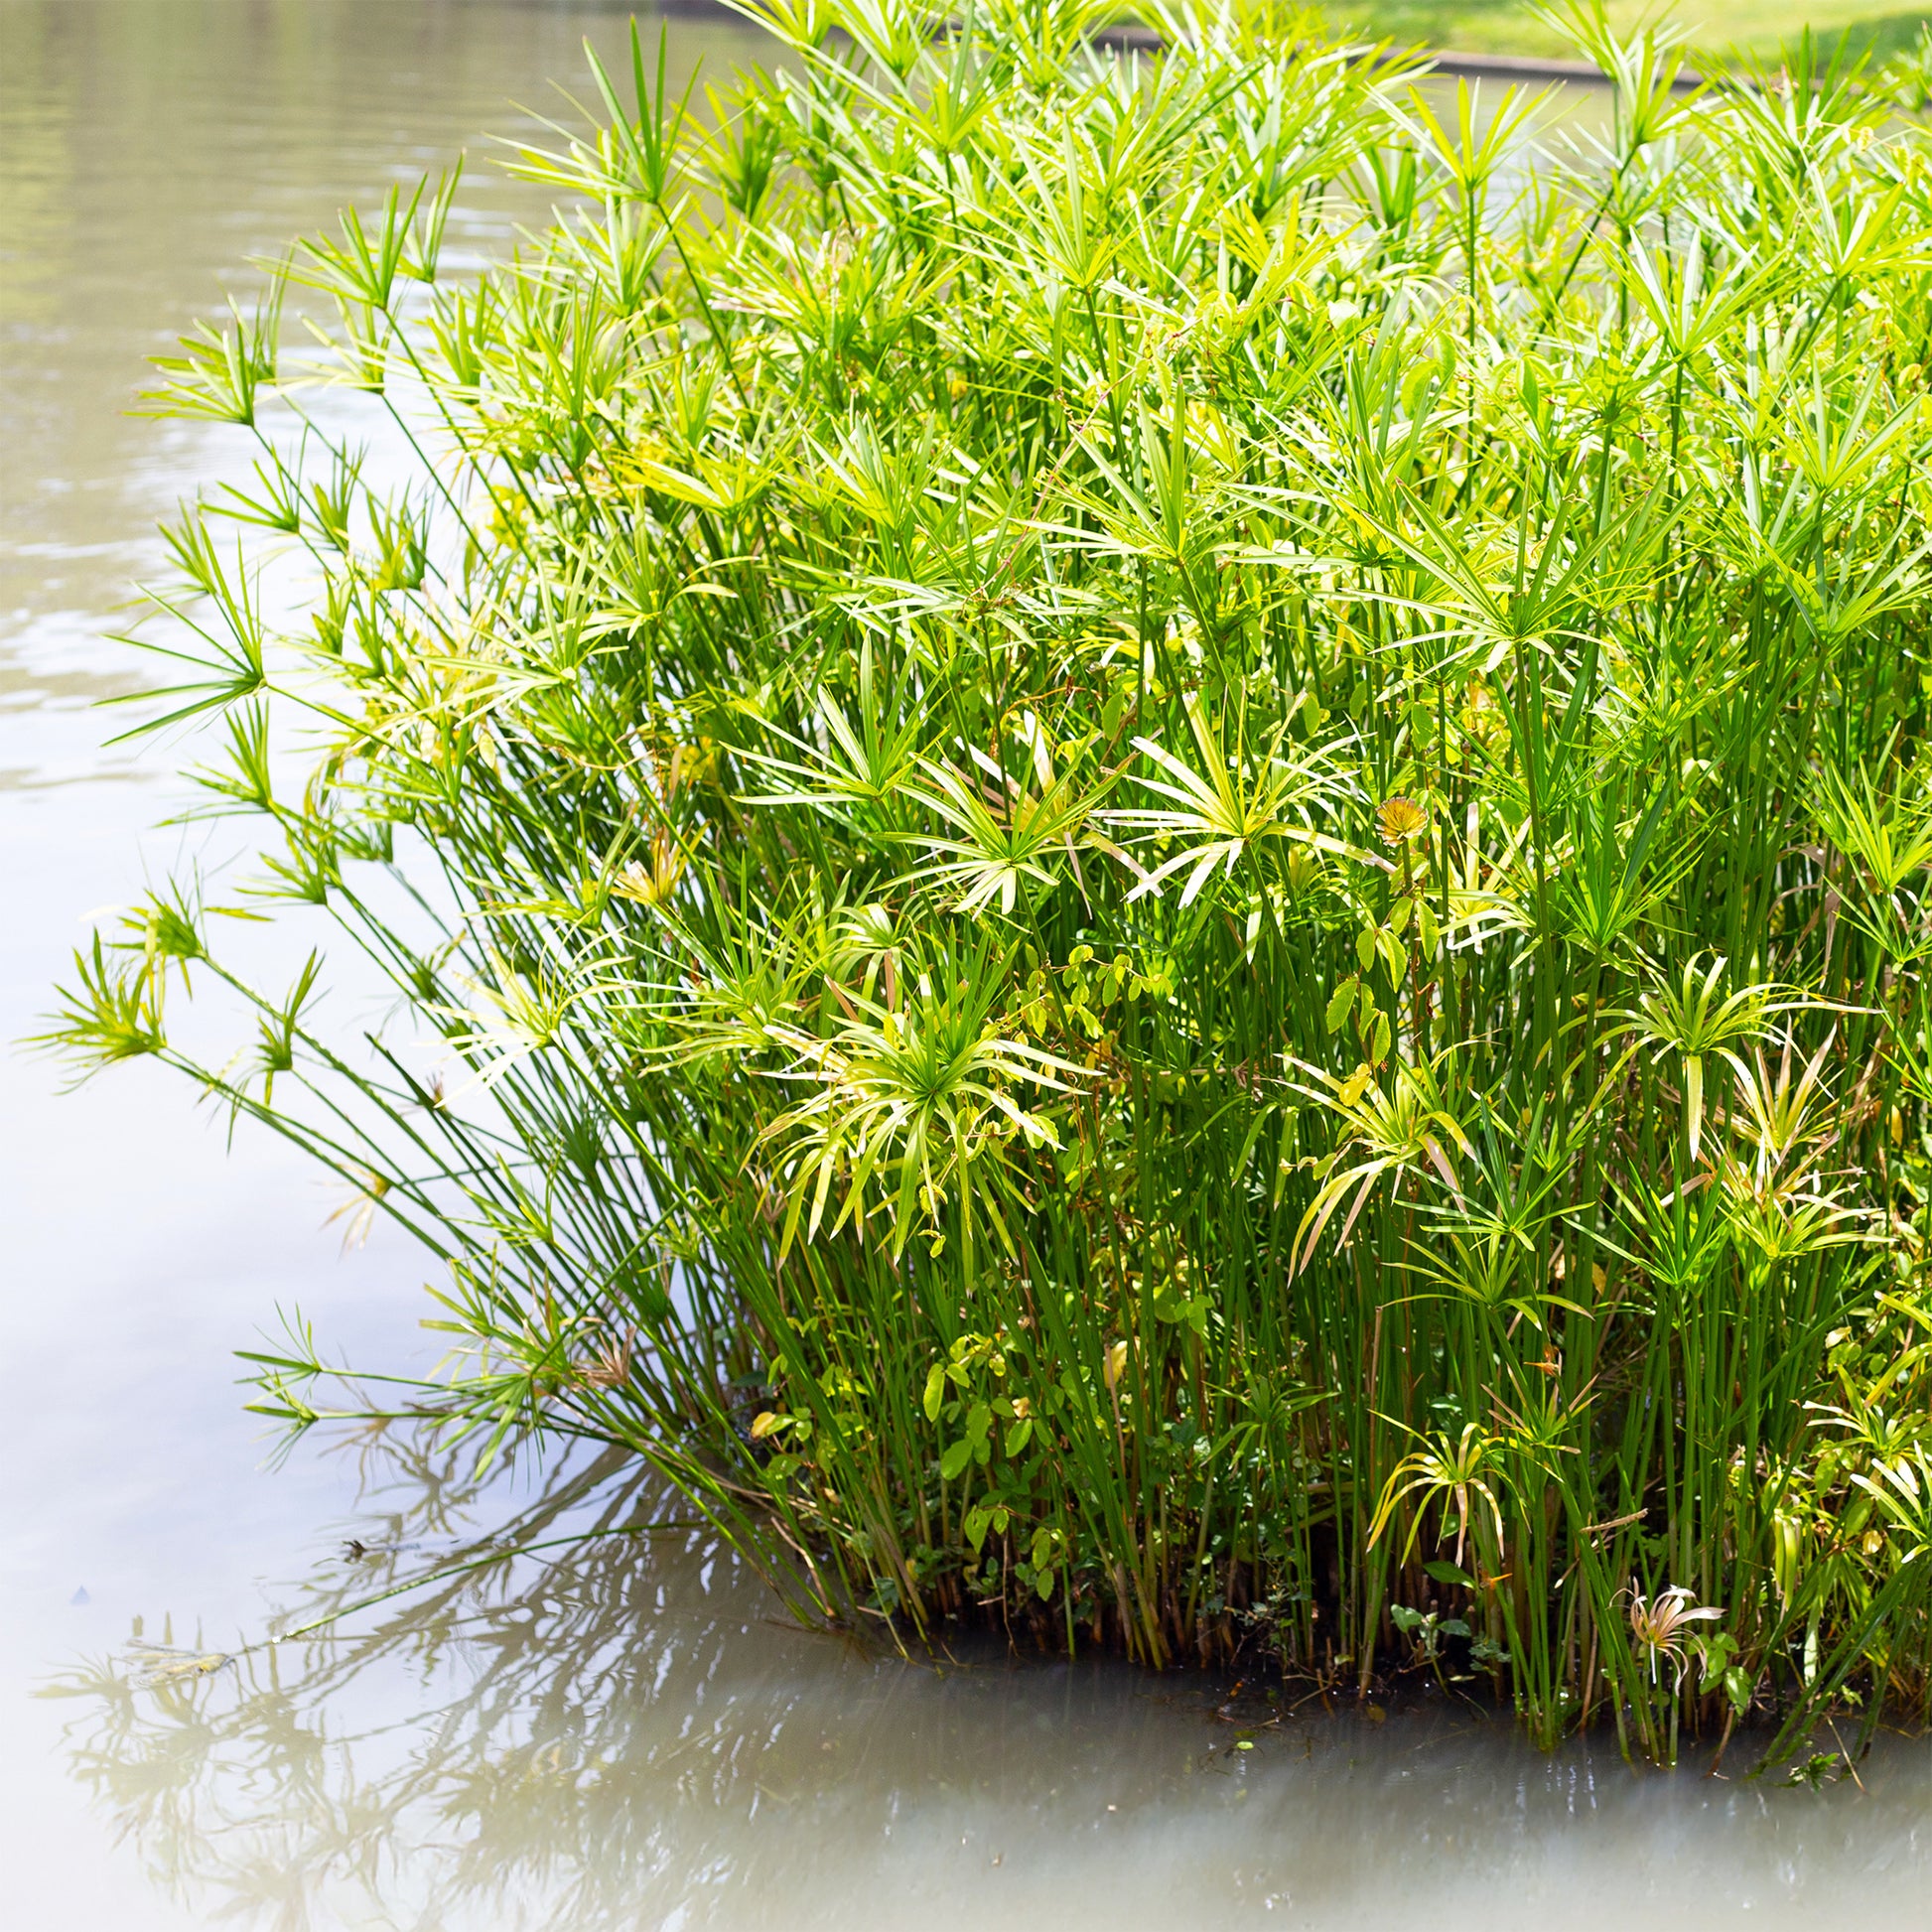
[1,3,1927,1925]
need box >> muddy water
[0,4,1925,1926]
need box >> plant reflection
[38,1434,902,1931]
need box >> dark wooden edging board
[1425,47,1687,86]
[1089,23,1697,89]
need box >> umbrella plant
[42,0,1932,1763]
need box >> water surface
[1,6,1926,1926]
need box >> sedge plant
[38,0,1932,1763]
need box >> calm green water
[0,5,1927,1926]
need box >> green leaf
[1004,1416,1034,1456]
[1424,1560,1474,1588]
[939,1439,973,1482]
[1324,976,1359,1033]
[922,1362,947,1423]
[1368,1008,1392,1065]
[964,1502,993,1552]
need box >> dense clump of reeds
[44,0,1932,1761]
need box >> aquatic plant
[40,0,1932,1761]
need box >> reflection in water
[36,1437,1932,1932]
[0,3,71,329]
[43,1441,963,1930]
[44,1442,769,1931]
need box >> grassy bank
[42,0,1932,1764]
[1335,0,1930,61]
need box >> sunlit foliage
[43,0,1932,1765]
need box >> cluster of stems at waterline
[38,0,1932,1763]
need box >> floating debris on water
[342,1538,424,1563]
[122,1643,234,1691]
